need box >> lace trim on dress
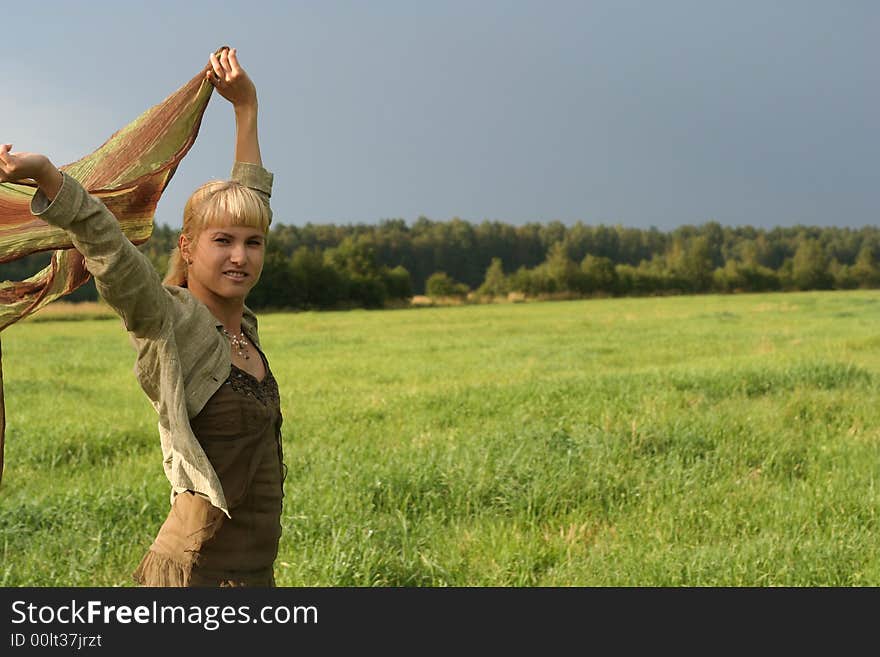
[226,358,280,407]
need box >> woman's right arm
[0,144,170,338]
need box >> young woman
[0,47,285,587]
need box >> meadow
[1,290,879,586]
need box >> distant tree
[507,266,546,296]
[851,246,880,288]
[700,221,726,268]
[668,236,713,292]
[426,272,469,298]
[741,262,781,292]
[383,265,414,300]
[477,257,509,298]
[580,254,617,294]
[614,260,664,296]
[324,236,378,278]
[544,242,582,293]
[291,246,345,309]
[713,260,745,293]
[614,263,636,295]
[792,239,833,290]
[829,259,858,290]
[247,246,295,309]
[346,273,387,308]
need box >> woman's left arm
[208,48,273,219]
[208,47,262,166]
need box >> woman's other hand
[207,47,258,111]
[207,48,263,166]
[0,144,63,199]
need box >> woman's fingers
[208,51,225,83]
[0,147,17,182]
[206,46,255,108]
[207,47,238,87]
[0,146,16,181]
[227,48,241,75]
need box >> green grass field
[1,290,879,586]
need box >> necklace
[222,328,251,360]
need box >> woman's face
[184,223,266,304]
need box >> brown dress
[133,351,284,587]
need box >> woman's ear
[178,234,192,265]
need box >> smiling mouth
[223,271,249,280]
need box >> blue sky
[6,1,878,231]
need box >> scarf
[0,58,217,483]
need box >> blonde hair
[164,179,271,286]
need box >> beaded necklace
[222,328,250,360]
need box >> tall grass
[1,290,879,585]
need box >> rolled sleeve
[30,172,81,227]
[231,162,273,197]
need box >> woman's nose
[230,243,247,263]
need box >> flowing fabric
[0,59,218,483]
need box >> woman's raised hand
[0,144,52,183]
[0,144,63,199]
[207,47,258,111]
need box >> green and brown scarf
[0,58,218,483]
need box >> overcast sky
[6,1,878,231]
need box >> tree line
[2,218,879,310]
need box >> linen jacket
[31,162,274,516]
